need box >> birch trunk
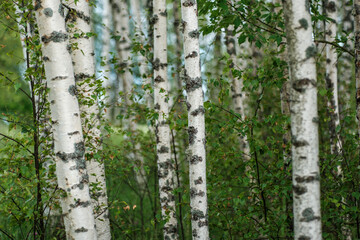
[101,0,114,121]
[225,27,251,162]
[153,0,179,238]
[130,0,153,110]
[283,1,321,239]
[339,0,354,115]
[181,0,209,239]
[173,0,183,91]
[111,0,147,190]
[325,0,341,154]
[112,0,132,108]
[34,0,97,239]
[66,1,111,239]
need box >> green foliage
[0,0,359,239]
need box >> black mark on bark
[293,184,307,195]
[292,78,316,92]
[188,126,198,145]
[188,30,200,39]
[305,45,317,59]
[68,85,77,96]
[75,227,88,233]
[190,155,203,164]
[191,106,205,116]
[298,18,308,30]
[300,208,320,222]
[41,31,68,43]
[43,8,53,17]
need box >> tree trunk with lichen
[339,0,354,114]
[283,0,322,239]
[181,0,209,239]
[225,26,251,163]
[66,0,111,239]
[324,0,341,155]
[131,0,153,110]
[153,0,179,238]
[34,0,97,239]
[101,0,114,121]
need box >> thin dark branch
[227,2,283,35]
[314,39,354,56]
[0,72,32,100]
[0,227,15,240]
[0,133,34,156]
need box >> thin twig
[314,39,354,56]
[0,133,34,156]
[0,72,32,100]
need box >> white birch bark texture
[130,0,153,109]
[181,0,209,239]
[325,0,341,154]
[355,0,360,132]
[173,0,183,91]
[225,27,251,162]
[33,0,97,239]
[111,0,132,108]
[14,2,28,68]
[339,0,353,113]
[283,1,321,239]
[66,1,111,239]
[153,0,179,238]
[101,0,114,120]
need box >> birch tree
[153,0,179,239]
[65,0,111,238]
[111,0,147,189]
[181,0,209,238]
[283,0,321,239]
[101,0,114,121]
[324,0,341,154]
[34,0,97,239]
[339,0,353,113]
[225,27,250,163]
[130,0,153,110]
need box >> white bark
[283,1,321,239]
[101,0,114,120]
[325,0,341,154]
[181,0,209,239]
[173,0,183,91]
[130,0,153,109]
[14,2,28,67]
[66,1,111,239]
[225,27,251,162]
[340,0,354,113]
[153,0,179,238]
[111,0,132,107]
[34,0,97,239]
